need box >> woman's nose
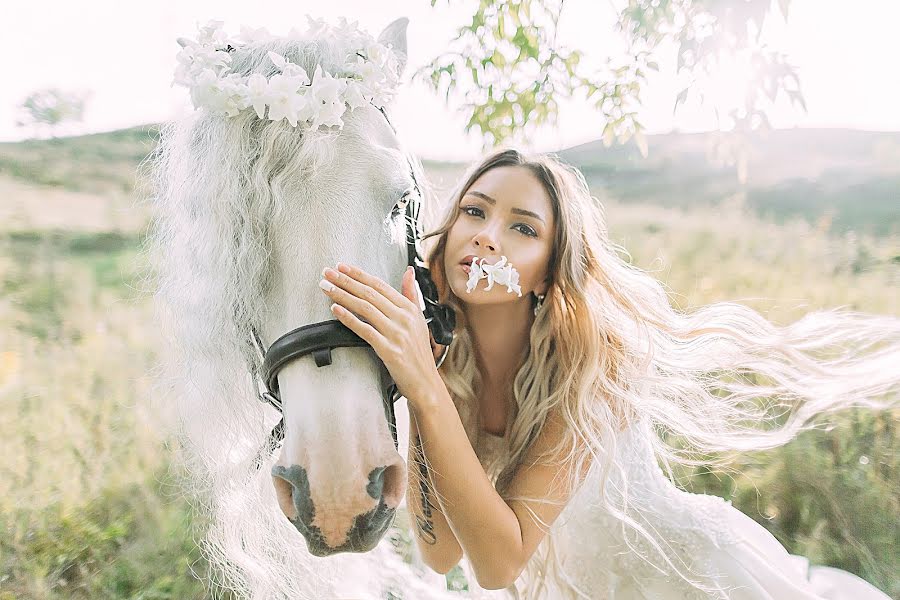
[473,230,498,252]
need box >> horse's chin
[300,505,397,556]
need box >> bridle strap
[261,321,368,393]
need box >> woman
[320,148,897,599]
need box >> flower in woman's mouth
[465,256,522,297]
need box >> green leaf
[471,11,485,32]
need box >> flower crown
[173,18,402,129]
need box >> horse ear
[377,17,409,75]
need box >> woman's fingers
[328,301,387,352]
[320,272,396,330]
[333,263,414,311]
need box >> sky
[3,0,899,160]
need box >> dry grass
[0,175,149,234]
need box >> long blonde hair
[419,148,899,597]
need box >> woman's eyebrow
[464,190,546,224]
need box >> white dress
[467,422,891,600]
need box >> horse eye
[392,187,417,217]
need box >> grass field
[0,127,897,598]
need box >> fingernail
[318,279,335,292]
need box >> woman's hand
[319,262,443,406]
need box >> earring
[533,292,546,317]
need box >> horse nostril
[271,464,314,524]
[370,461,406,509]
[366,466,386,500]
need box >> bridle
[248,107,456,470]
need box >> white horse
[149,17,474,598]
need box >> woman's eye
[515,224,538,237]
[460,206,537,238]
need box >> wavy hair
[418,148,900,598]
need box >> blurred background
[1,0,897,598]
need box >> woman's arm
[410,381,588,590]
[406,410,464,573]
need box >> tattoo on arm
[413,433,437,545]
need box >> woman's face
[443,165,556,307]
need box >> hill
[1,125,897,236]
[558,128,900,236]
[0,125,161,196]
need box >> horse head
[155,17,444,558]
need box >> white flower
[485,257,523,296]
[197,20,229,46]
[217,74,251,116]
[364,43,399,83]
[174,19,402,129]
[364,42,391,68]
[343,79,371,110]
[481,256,506,291]
[189,69,222,111]
[245,74,269,119]
[175,42,200,66]
[267,51,310,81]
[265,73,309,127]
[307,65,348,128]
[466,259,486,293]
[267,51,288,70]
[382,51,401,83]
[305,16,330,39]
[465,256,523,296]
[172,62,193,87]
[204,48,232,71]
[352,49,383,80]
[175,42,231,87]
[333,17,369,49]
[347,47,398,105]
[238,25,272,44]
[282,62,310,79]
